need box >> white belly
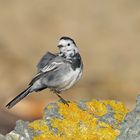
[58,67,82,92]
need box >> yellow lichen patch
[29,120,62,140]
[51,112,98,139]
[50,101,120,139]
[86,100,108,116]
[58,102,96,122]
[46,104,55,110]
[97,121,120,137]
[103,100,129,122]
[50,102,98,137]
[29,100,128,140]
[29,120,48,132]
[32,133,65,140]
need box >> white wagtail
[6,36,83,109]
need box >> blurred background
[0,0,140,135]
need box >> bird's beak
[57,45,63,48]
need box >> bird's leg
[55,92,69,106]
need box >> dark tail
[6,86,31,109]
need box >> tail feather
[6,86,31,109]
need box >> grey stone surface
[117,95,140,140]
[0,134,5,140]
[4,120,34,140]
[43,102,63,134]
[99,105,116,127]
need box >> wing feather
[37,52,57,71]
[41,61,64,72]
[29,56,65,85]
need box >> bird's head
[58,36,78,58]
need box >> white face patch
[58,39,78,57]
[59,39,68,46]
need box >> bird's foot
[53,90,70,106]
[59,98,70,106]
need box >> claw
[60,98,69,106]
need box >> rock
[4,120,34,140]
[0,134,5,140]
[1,99,129,140]
[117,95,140,140]
[2,96,140,139]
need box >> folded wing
[37,52,57,71]
[30,56,66,86]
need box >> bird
[6,36,83,109]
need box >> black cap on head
[60,36,76,45]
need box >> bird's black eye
[67,43,70,46]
